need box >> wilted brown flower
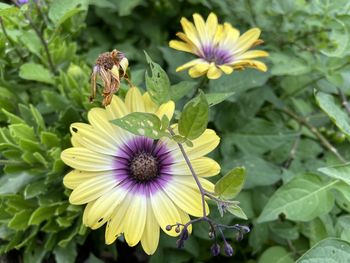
[90,49,130,106]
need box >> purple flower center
[114,137,173,193]
[202,45,232,65]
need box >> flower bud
[224,243,234,256]
[210,243,220,256]
[175,226,181,233]
[236,231,244,242]
[166,225,172,231]
[240,225,250,234]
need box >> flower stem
[282,107,347,163]
[168,127,207,217]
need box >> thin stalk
[168,127,207,217]
[12,0,57,75]
[337,88,350,117]
[282,108,346,163]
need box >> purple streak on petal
[112,136,175,195]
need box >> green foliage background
[1,0,350,262]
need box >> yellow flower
[169,13,268,79]
[61,87,220,255]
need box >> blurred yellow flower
[169,13,268,79]
[61,87,220,255]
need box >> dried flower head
[90,49,130,106]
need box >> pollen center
[130,152,159,182]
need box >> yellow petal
[165,182,209,217]
[105,192,132,244]
[84,187,127,229]
[88,108,125,145]
[189,62,210,78]
[183,129,220,159]
[169,40,194,53]
[143,93,158,113]
[218,65,234,74]
[172,176,215,193]
[193,13,208,45]
[175,32,201,55]
[70,123,119,155]
[69,172,118,205]
[155,101,175,121]
[171,157,220,177]
[176,58,206,72]
[63,170,112,189]
[234,28,261,54]
[151,189,181,237]
[61,147,115,171]
[207,64,222,79]
[125,87,145,112]
[71,135,83,147]
[161,127,220,160]
[213,24,225,45]
[231,59,268,72]
[124,192,147,247]
[119,57,129,74]
[180,17,201,47]
[235,50,269,60]
[83,201,95,226]
[221,22,240,47]
[141,200,160,255]
[206,13,218,40]
[105,95,129,120]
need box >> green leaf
[270,52,310,76]
[113,0,144,16]
[0,3,18,16]
[19,63,55,85]
[259,246,294,263]
[258,174,336,223]
[145,52,171,105]
[40,132,61,148]
[319,163,350,185]
[170,81,197,101]
[205,92,235,107]
[24,181,46,199]
[225,155,281,189]
[54,241,77,263]
[315,91,350,137]
[19,30,41,57]
[223,118,297,155]
[215,167,246,199]
[29,206,58,225]
[111,112,169,139]
[208,68,270,100]
[178,91,209,140]
[296,238,350,263]
[48,0,88,25]
[226,205,248,220]
[8,210,32,230]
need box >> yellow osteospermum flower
[169,13,269,79]
[61,87,220,255]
